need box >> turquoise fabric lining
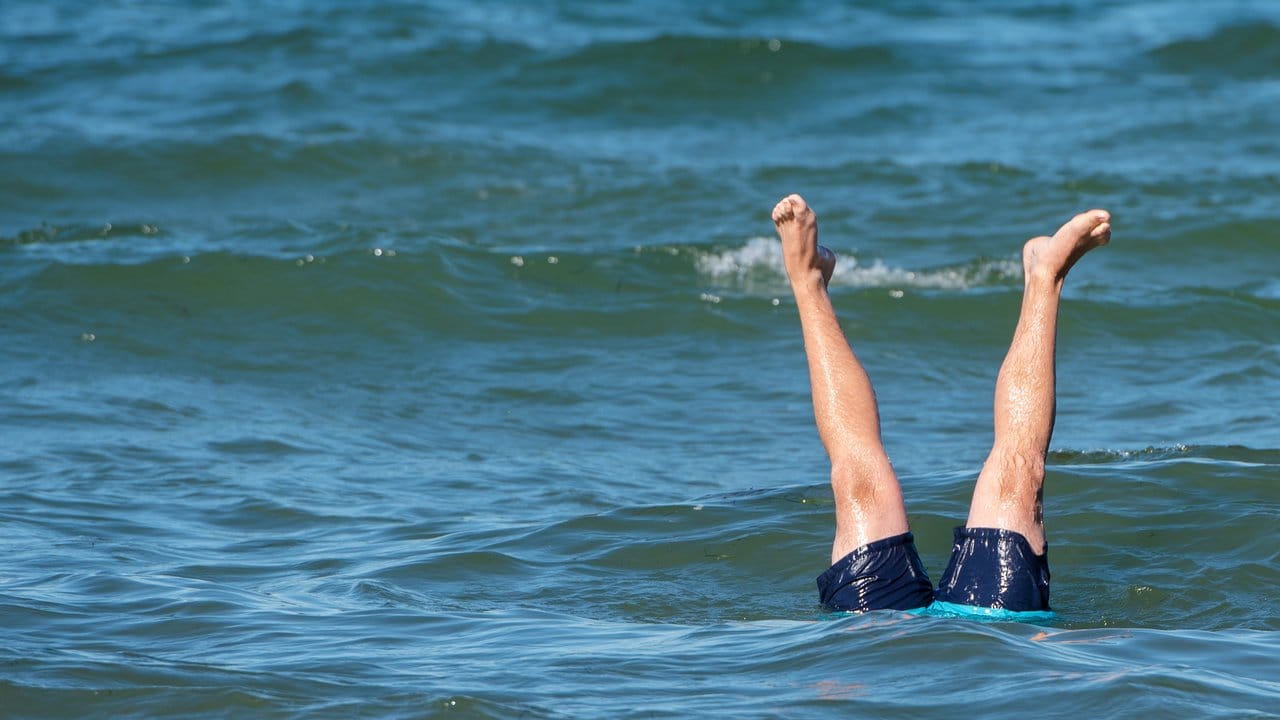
[908,600,1055,623]
[820,602,1056,624]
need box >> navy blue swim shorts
[934,526,1050,612]
[816,532,935,612]
[817,527,1051,614]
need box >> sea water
[1,1,1277,717]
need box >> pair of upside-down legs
[772,195,1110,599]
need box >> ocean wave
[6,219,1274,355]
[694,236,1023,293]
[1148,21,1280,77]
[538,33,897,73]
[517,34,898,116]
[1051,444,1279,467]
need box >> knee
[1008,448,1046,480]
[830,457,888,507]
[991,448,1046,497]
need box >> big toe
[1056,209,1110,240]
[788,194,815,221]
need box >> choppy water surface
[2,1,1278,717]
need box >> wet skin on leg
[965,210,1112,554]
[773,194,910,565]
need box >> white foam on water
[1255,278,1280,300]
[695,236,1023,292]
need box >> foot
[1022,209,1111,285]
[772,194,836,288]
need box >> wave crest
[694,236,1022,293]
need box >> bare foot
[772,194,836,287]
[1023,209,1111,285]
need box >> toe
[1057,208,1110,239]
[772,201,790,224]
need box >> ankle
[1024,269,1064,293]
[789,268,828,294]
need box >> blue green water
[2,1,1278,717]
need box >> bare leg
[965,210,1112,554]
[773,194,909,565]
